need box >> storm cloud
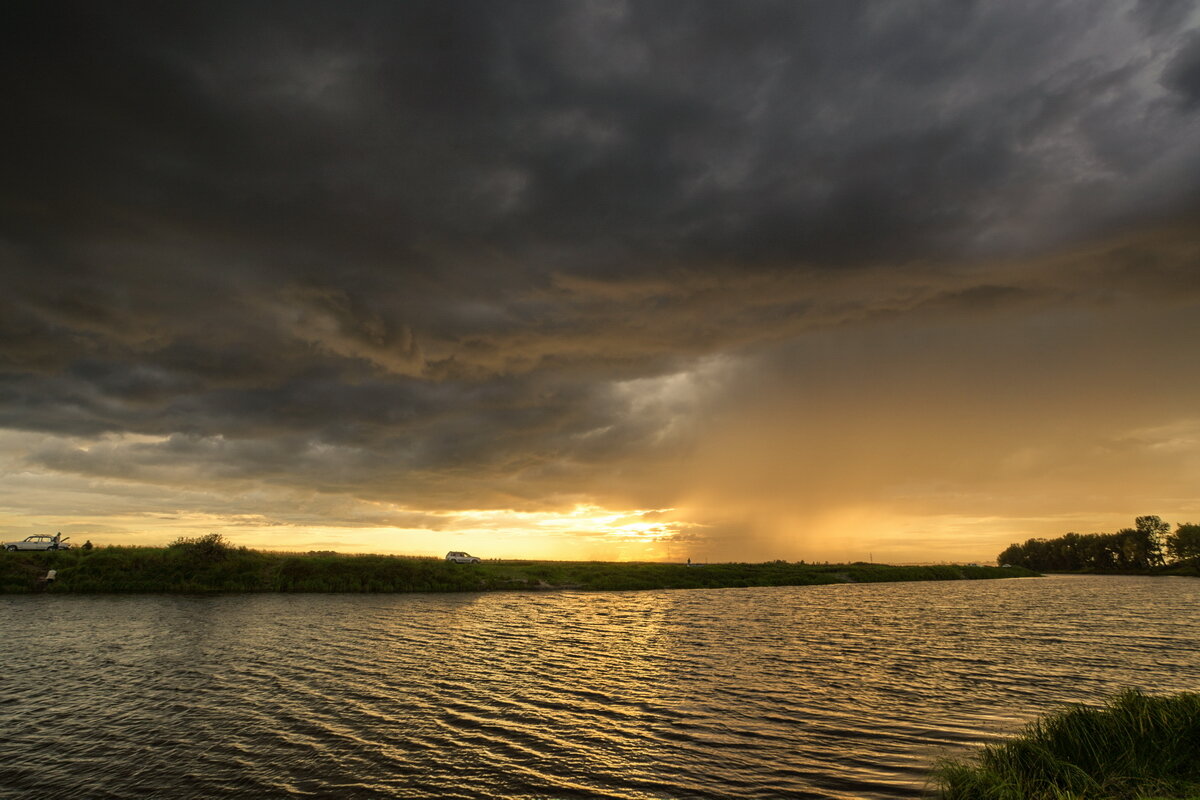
[3,0,1199,558]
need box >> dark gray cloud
[1133,0,1196,35]
[6,0,1196,264]
[1164,31,1200,108]
[2,0,1200,544]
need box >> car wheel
[4,545,16,552]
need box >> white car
[445,551,481,564]
[4,534,71,552]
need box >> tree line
[998,516,1200,571]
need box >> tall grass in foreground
[935,690,1200,800]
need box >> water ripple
[1,576,1198,798]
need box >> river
[1,575,1197,799]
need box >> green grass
[0,544,1040,594]
[934,690,1200,800]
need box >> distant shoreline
[1040,566,1200,578]
[1,545,1041,594]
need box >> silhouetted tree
[1167,523,1200,564]
[996,517,1172,571]
[1134,515,1169,567]
[998,542,1027,568]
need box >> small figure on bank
[82,540,93,550]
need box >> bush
[167,532,234,559]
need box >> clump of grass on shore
[935,689,1200,800]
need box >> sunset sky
[3,1,1200,562]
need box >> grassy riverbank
[934,690,1200,800]
[0,542,1039,594]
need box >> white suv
[445,551,481,564]
[4,534,71,551]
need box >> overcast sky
[3,0,1199,561]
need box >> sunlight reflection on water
[1,575,1197,799]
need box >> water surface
[2,575,1197,799]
